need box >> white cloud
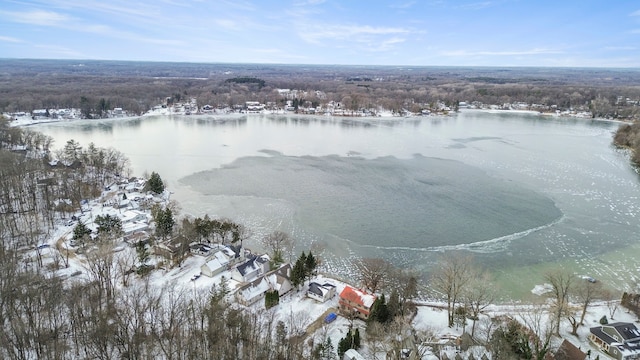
[603,46,636,51]
[369,37,406,52]
[440,48,562,57]
[300,24,410,44]
[0,35,23,43]
[293,0,326,6]
[455,1,494,10]
[390,2,416,9]
[214,19,240,30]
[1,9,72,26]
[630,10,640,16]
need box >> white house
[307,281,336,303]
[120,210,149,224]
[200,250,231,278]
[230,254,270,283]
[122,221,149,236]
[343,349,365,360]
[235,277,271,306]
[265,264,292,296]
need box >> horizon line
[2,57,640,70]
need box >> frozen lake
[33,110,640,298]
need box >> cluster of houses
[66,177,161,247]
[4,107,132,122]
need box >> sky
[1,0,640,67]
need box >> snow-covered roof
[309,282,332,297]
[339,286,376,308]
[344,348,365,360]
[204,251,231,272]
[238,277,271,302]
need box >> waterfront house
[338,286,376,320]
[307,281,336,303]
[230,254,270,283]
[589,322,640,360]
[265,264,293,296]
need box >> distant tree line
[2,60,640,120]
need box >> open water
[33,110,640,298]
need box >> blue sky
[1,0,640,67]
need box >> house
[554,339,586,360]
[225,244,247,266]
[307,281,336,303]
[230,254,270,283]
[234,263,292,306]
[153,235,189,265]
[235,276,272,306]
[200,250,231,277]
[338,286,377,320]
[122,221,149,236]
[589,322,640,360]
[265,264,292,296]
[123,230,149,246]
[190,243,212,257]
[119,210,149,224]
[343,348,365,360]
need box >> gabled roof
[265,264,291,292]
[592,322,640,345]
[237,276,271,302]
[236,257,258,276]
[339,286,376,308]
[591,322,640,357]
[203,251,231,271]
[610,322,640,341]
[309,282,328,297]
[555,339,586,360]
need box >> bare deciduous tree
[431,253,474,328]
[464,270,495,339]
[261,230,293,264]
[356,257,391,294]
[567,279,603,335]
[544,270,573,335]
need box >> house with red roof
[338,285,377,320]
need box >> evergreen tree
[145,171,165,194]
[305,251,317,279]
[135,241,151,275]
[291,252,307,288]
[72,221,91,246]
[95,214,122,236]
[387,289,401,318]
[368,294,390,324]
[265,290,280,309]
[153,206,174,240]
[337,329,353,358]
